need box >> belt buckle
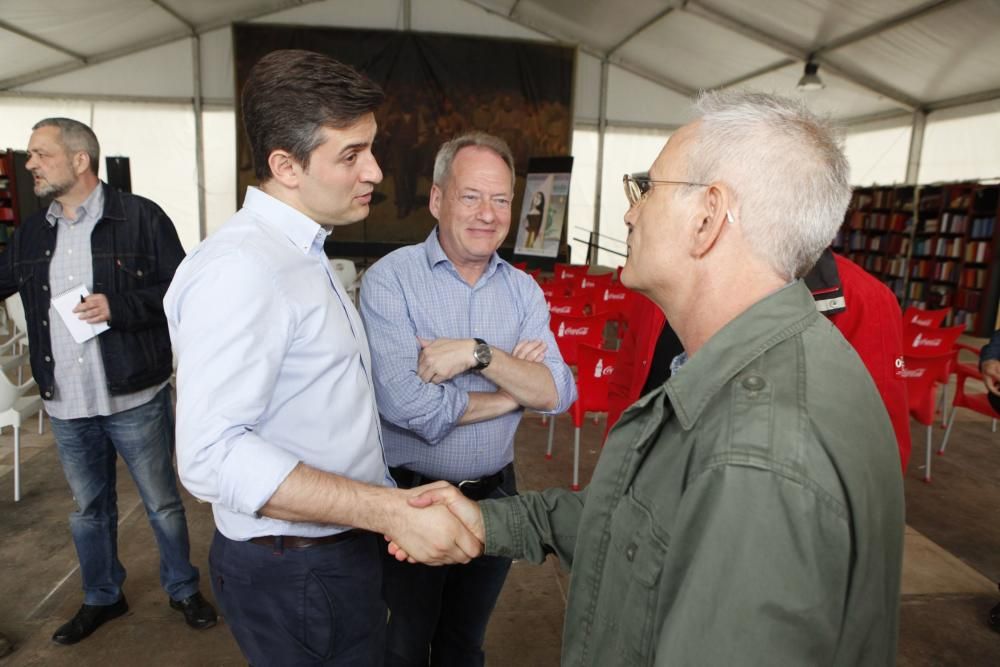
[457,478,481,491]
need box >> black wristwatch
[472,338,492,371]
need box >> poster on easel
[514,157,573,258]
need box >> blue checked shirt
[360,228,576,481]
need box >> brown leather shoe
[169,591,217,630]
[52,596,129,645]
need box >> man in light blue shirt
[164,50,479,667]
[361,132,575,666]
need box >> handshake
[384,482,487,565]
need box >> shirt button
[77,357,84,364]
[67,249,73,255]
[625,543,637,561]
[742,375,766,391]
[68,275,74,281]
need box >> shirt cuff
[481,497,526,560]
[217,433,302,516]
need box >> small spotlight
[797,61,825,92]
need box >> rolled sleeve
[361,263,470,444]
[167,250,300,515]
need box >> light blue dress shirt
[360,228,576,481]
[165,187,391,540]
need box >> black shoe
[169,592,217,630]
[52,596,129,645]
[990,600,1000,631]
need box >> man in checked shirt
[360,131,576,667]
[0,118,215,645]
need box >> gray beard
[33,177,74,199]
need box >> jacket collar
[665,280,819,430]
[46,181,114,226]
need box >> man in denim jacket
[396,90,905,665]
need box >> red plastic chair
[901,324,964,481]
[562,344,618,490]
[540,280,573,300]
[939,343,1000,458]
[903,352,954,482]
[553,263,589,282]
[574,272,614,293]
[547,294,594,318]
[903,306,949,329]
[549,313,607,366]
[512,261,528,271]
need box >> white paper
[51,285,110,344]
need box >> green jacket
[482,281,904,666]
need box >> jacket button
[42,285,48,292]
[42,320,47,327]
[742,375,766,391]
[44,391,52,398]
[45,355,51,362]
[137,270,144,277]
[625,543,637,561]
[45,250,51,256]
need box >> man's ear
[690,184,729,259]
[72,151,90,177]
[267,150,301,189]
[429,184,443,220]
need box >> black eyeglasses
[623,173,709,208]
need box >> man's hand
[73,294,111,324]
[383,482,483,565]
[387,482,486,563]
[983,359,1000,395]
[417,337,476,383]
[512,339,547,363]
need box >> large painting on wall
[233,23,575,262]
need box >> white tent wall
[2,0,1000,260]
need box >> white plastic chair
[1,295,28,383]
[0,367,44,502]
[329,258,360,305]
[5,294,28,354]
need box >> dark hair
[241,49,385,181]
[32,117,101,176]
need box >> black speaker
[105,156,132,193]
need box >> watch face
[474,342,492,367]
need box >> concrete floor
[2,394,1000,665]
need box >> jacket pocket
[114,257,152,289]
[600,491,669,666]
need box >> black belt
[248,529,361,554]
[390,464,511,501]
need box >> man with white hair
[395,90,905,665]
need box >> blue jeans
[210,530,387,666]
[50,386,199,605]
[382,466,516,667]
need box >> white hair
[686,89,851,279]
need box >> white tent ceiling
[1,0,999,126]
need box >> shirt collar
[45,182,104,227]
[664,280,819,430]
[243,186,330,255]
[423,226,502,279]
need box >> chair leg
[572,426,581,491]
[545,417,555,460]
[923,425,933,483]
[38,408,44,434]
[993,418,997,433]
[938,387,948,427]
[14,425,20,502]
[939,409,958,455]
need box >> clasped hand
[384,481,485,565]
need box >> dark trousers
[383,466,516,667]
[210,529,386,667]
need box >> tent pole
[905,110,927,184]
[590,59,609,267]
[192,35,207,241]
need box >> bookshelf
[833,181,1000,336]
[0,149,44,242]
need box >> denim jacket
[482,281,904,666]
[0,183,185,399]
